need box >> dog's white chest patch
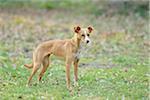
[74,43,87,59]
[74,49,81,59]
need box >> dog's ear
[74,26,81,33]
[87,26,93,33]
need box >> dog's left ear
[87,26,93,33]
[74,26,81,33]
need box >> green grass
[0,45,149,99]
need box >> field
[0,1,149,100]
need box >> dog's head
[74,26,93,44]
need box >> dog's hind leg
[38,54,50,81]
[27,62,41,85]
[27,52,44,85]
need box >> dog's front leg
[73,58,79,82]
[65,58,73,90]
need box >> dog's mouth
[86,42,91,46]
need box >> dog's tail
[24,63,33,69]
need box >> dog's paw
[68,86,74,95]
[26,84,30,87]
[67,85,73,91]
[73,81,79,87]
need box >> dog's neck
[71,34,81,49]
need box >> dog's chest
[74,49,80,59]
[74,46,85,59]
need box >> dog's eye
[87,34,90,36]
[82,34,85,37]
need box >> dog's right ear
[74,26,81,33]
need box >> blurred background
[0,0,149,99]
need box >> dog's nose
[86,40,89,43]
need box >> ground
[0,1,149,99]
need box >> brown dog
[24,26,93,90]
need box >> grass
[0,1,149,99]
[0,52,148,99]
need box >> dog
[24,26,93,90]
